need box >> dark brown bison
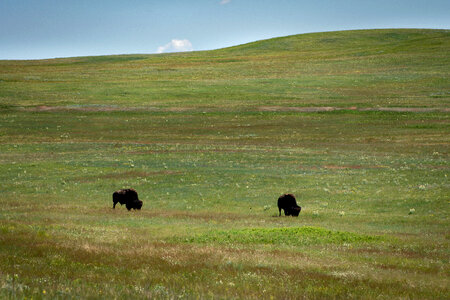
[278,193,301,216]
[113,188,143,210]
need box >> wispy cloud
[220,0,231,5]
[157,39,193,54]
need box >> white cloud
[157,39,193,54]
[220,0,231,4]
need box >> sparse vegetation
[0,29,449,299]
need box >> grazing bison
[113,188,143,211]
[277,193,301,216]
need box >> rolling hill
[0,28,449,109]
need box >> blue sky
[0,0,449,59]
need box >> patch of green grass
[184,226,385,246]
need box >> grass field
[0,29,449,299]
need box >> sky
[0,0,449,60]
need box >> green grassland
[0,29,449,299]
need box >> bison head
[135,200,143,210]
[126,200,143,211]
[290,206,301,216]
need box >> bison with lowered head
[113,188,143,210]
[278,193,301,216]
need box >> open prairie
[0,29,449,299]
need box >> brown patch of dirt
[20,105,450,113]
[323,165,362,170]
[25,105,143,112]
[258,106,450,113]
[361,107,450,113]
[34,105,56,111]
[350,247,385,255]
[21,105,194,112]
[349,247,425,259]
[298,164,387,170]
[166,107,194,112]
[259,106,338,112]
[128,148,249,155]
[322,165,386,170]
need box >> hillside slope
[0,29,449,109]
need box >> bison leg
[113,192,119,209]
[279,207,282,216]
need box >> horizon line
[1,27,448,61]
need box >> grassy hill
[0,29,449,299]
[0,28,449,109]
